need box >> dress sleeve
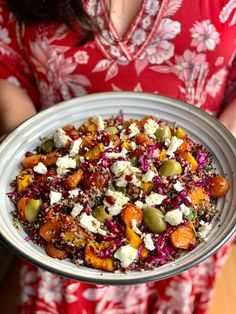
[0,0,39,108]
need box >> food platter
[0,92,236,285]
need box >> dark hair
[7,0,96,39]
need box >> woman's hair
[7,0,96,39]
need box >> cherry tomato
[209,176,230,198]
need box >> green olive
[39,139,54,153]
[25,199,43,222]
[155,126,172,141]
[105,126,118,134]
[92,205,112,223]
[143,207,167,233]
[159,160,182,177]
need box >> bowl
[0,92,236,285]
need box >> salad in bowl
[8,113,229,273]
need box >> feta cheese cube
[103,189,129,215]
[164,209,183,226]
[93,116,104,130]
[145,193,166,207]
[53,128,70,148]
[33,162,47,175]
[50,191,62,205]
[143,119,159,136]
[71,203,83,217]
[69,138,82,157]
[79,213,106,235]
[134,200,144,209]
[56,155,76,175]
[198,222,212,240]
[120,123,140,139]
[179,203,190,216]
[173,180,184,192]
[144,234,155,250]
[105,148,128,159]
[131,219,142,235]
[166,136,183,157]
[68,189,80,198]
[142,170,155,182]
[110,161,131,177]
[114,244,138,267]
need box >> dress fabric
[0,0,236,313]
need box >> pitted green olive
[105,126,118,134]
[39,139,54,153]
[93,205,112,222]
[159,160,182,177]
[143,207,167,233]
[155,126,172,141]
[25,199,43,222]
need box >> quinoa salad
[8,113,230,272]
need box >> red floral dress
[0,1,236,313]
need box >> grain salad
[8,113,230,272]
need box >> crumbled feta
[50,191,62,205]
[68,189,80,198]
[116,176,128,187]
[56,155,76,175]
[70,203,83,217]
[93,116,105,130]
[166,136,183,157]
[164,209,183,226]
[130,141,137,150]
[145,193,166,207]
[110,161,131,177]
[103,189,129,215]
[198,222,212,240]
[179,203,190,216]
[69,138,82,157]
[143,119,159,136]
[131,175,141,187]
[114,244,138,267]
[53,128,70,148]
[173,180,184,192]
[134,200,144,209]
[144,234,155,250]
[105,148,128,159]
[131,219,142,235]
[33,162,47,175]
[79,213,106,235]
[120,123,140,139]
[142,170,155,182]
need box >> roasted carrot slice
[64,169,83,190]
[170,225,196,249]
[121,203,143,227]
[181,151,198,170]
[187,186,210,207]
[177,141,190,153]
[136,133,154,146]
[39,221,58,242]
[209,176,230,198]
[17,197,30,221]
[126,226,148,258]
[22,154,41,169]
[41,151,59,167]
[16,169,35,192]
[45,244,67,260]
[85,242,114,272]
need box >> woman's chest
[21,0,236,112]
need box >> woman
[0,0,235,313]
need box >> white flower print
[20,265,37,304]
[0,26,11,44]
[131,29,147,46]
[74,50,89,64]
[215,56,224,66]
[190,20,220,52]
[174,49,207,81]
[65,282,80,303]
[142,16,151,29]
[38,269,63,304]
[86,0,101,17]
[142,18,181,65]
[219,0,236,26]
[145,0,160,16]
[206,68,227,97]
[156,279,194,314]
[110,45,121,58]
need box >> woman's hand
[219,99,236,137]
[0,80,37,136]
